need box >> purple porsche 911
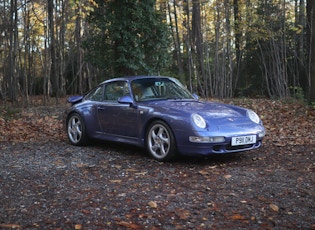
[65,76,265,161]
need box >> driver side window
[104,81,129,101]
[85,85,104,101]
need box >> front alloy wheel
[67,113,87,146]
[146,121,177,161]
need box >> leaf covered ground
[0,97,314,229]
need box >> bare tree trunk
[43,16,51,104]
[214,1,220,97]
[168,1,184,83]
[224,0,233,98]
[183,0,194,92]
[309,0,315,102]
[59,0,67,96]
[8,0,18,102]
[21,0,30,106]
[281,0,290,98]
[233,0,242,92]
[292,0,305,98]
[213,0,226,98]
[192,0,206,98]
[48,0,59,101]
[75,1,83,94]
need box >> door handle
[97,106,105,110]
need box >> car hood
[145,100,263,134]
[148,100,247,121]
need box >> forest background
[1,0,315,105]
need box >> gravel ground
[0,139,314,229]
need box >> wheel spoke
[157,127,164,136]
[151,132,160,152]
[160,143,167,155]
[159,134,169,145]
[76,123,82,135]
[72,118,76,126]
[151,130,158,140]
[152,143,159,152]
[68,127,74,137]
[72,132,78,142]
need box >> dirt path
[0,140,314,229]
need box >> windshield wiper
[165,96,184,100]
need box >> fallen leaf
[0,224,21,229]
[76,163,88,168]
[75,224,82,230]
[176,209,191,220]
[116,221,142,230]
[81,209,91,214]
[224,174,232,179]
[270,204,279,212]
[135,171,147,176]
[148,201,158,208]
[199,169,209,175]
[232,214,246,220]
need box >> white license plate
[231,135,256,146]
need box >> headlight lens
[247,110,260,124]
[191,113,206,129]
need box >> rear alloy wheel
[67,113,87,146]
[146,121,177,161]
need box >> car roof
[100,76,173,84]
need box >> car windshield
[131,78,194,102]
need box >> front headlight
[191,113,206,129]
[247,110,260,124]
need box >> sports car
[65,76,265,161]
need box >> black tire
[67,113,88,146]
[146,120,177,161]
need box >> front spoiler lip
[177,139,263,156]
[176,128,264,155]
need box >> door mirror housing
[118,95,134,104]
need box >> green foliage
[289,86,304,101]
[84,0,171,77]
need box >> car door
[83,84,105,133]
[97,81,140,138]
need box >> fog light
[258,130,266,138]
[189,136,225,143]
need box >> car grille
[226,144,254,151]
[212,141,261,153]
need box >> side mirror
[118,95,134,104]
[67,95,83,105]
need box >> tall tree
[308,0,315,102]
[85,0,170,77]
[233,0,241,90]
[48,0,58,98]
[192,0,207,97]
[7,0,19,101]
[168,0,184,83]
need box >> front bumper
[174,125,265,156]
[177,138,263,156]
